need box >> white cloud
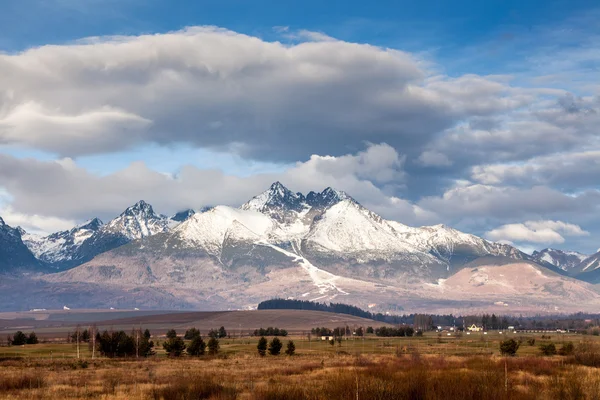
[485,220,589,244]
[0,26,531,162]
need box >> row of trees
[311,326,365,337]
[164,329,220,357]
[96,329,155,358]
[253,327,288,336]
[7,331,38,346]
[374,326,415,337]
[257,336,295,356]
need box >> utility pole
[76,326,80,359]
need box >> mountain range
[2,182,600,314]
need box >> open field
[2,336,600,399]
[3,309,600,399]
[0,309,385,338]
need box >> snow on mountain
[22,218,103,265]
[173,206,275,255]
[390,222,529,266]
[532,248,588,271]
[0,217,44,273]
[24,182,600,313]
[103,200,170,240]
[20,201,172,270]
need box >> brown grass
[2,340,600,399]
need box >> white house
[467,324,483,332]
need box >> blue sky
[1,0,600,254]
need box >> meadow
[1,331,600,399]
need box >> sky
[0,0,599,254]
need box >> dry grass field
[1,332,600,399]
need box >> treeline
[253,327,288,336]
[6,331,38,345]
[96,329,155,357]
[375,326,415,337]
[258,299,411,324]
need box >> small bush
[539,343,556,356]
[527,338,536,346]
[499,339,520,356]
[558,342,575,356]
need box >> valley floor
[1,333,600,399]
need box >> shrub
[527,338,536,346]
[558,342,575,356]
[285,340,296,356]
[499,339,520,356]
[207,337,220,355]
[0,373,45,391]
[257,336,268,357]
[366,327,374,334]
[573,341,600,367]
[539,343,556,356]
[268,337,283,356]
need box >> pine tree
[187,336,206,356]
[163,334,186,357]
[207,337,220,355]
[26,332,38,344]
[11,331,27,346]
[184,328,201,340]
[268,337,283,356]
[166,329,178,340]
[257,336,268,357]
[218,326,227,338]
[285,340,295,356]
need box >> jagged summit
[171,209,196,222]
[242,182,306,213]
[306,187,353,208]
[76,218,104,231]
[120,200,156,217]
[243,182,356,213]
[532,248,587,272]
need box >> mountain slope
[0,217,44,274]
[22,201,172,270]
[532,248,587,272]
[38,182,598,314]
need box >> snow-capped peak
[103,200,170,240]
[306,187,353,208]
[532,248,588,271]
[242,182,305,213]
[120,200,156,218]
[76,218,103,231]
